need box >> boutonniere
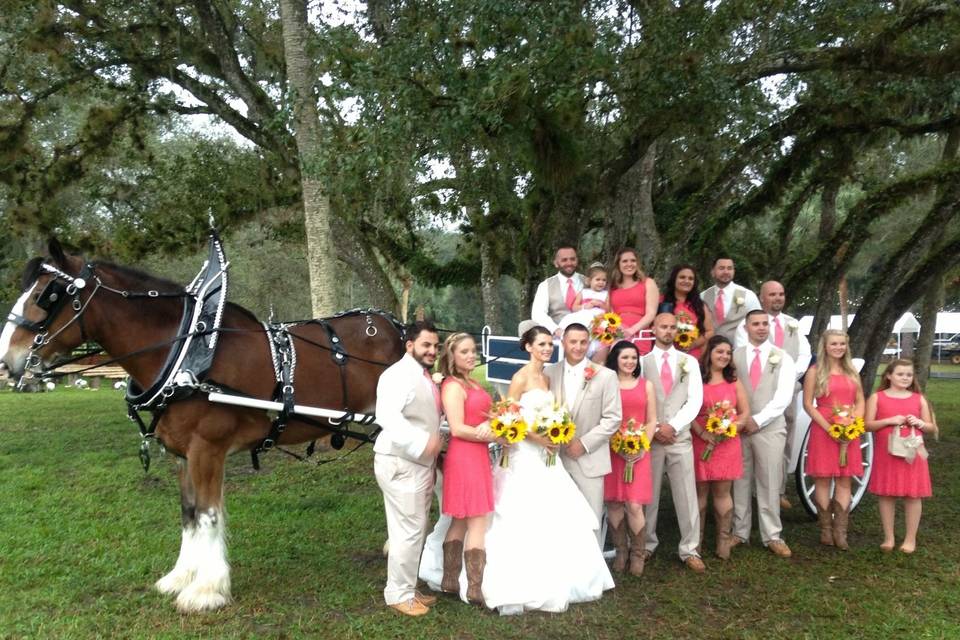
[767,350,782,370]
[787,320,799,336]
[431,372,445,385]
[678,357,690,382]
[583,365,597,389]
[733,293,745,310]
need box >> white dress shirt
[743,341,797,429]
[373,353,434,460]
[710,282,761,318]
[562,357,588,411]
[735,312,811,378]
[648,344,704,434]
[532,273,583,334]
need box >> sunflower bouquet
[531,402,576,466]
[830,404,865,467]
[610,418,651,482]
[489,398,528,467]
[701,400,738,461]
[674,310,700,352]
[590,312,625,347]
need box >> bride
[420,325,614,615]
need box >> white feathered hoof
[175,584,232,613]
[155,568,196,596]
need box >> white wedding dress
[419,389,614,615]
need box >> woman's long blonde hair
[438,332,475,381]
[813,329,859,397]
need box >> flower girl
[865,359,935,553]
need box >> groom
[545,323,622,541]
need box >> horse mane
[21,257,44,290]
[93,261,187,294]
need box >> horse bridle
[7,263,100,381]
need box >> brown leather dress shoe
[780,496,793,510]
[389,598,430,617]
[767,540,792,558]
[684,556,706,573]
[414,591,438,607]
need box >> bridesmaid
[691,336,749,560]
[438,333,496,604]
[609,247,659,355]
[658,264,714,359]
[802,329,865,550]
[865,359,935,553]
[602,341,656,576]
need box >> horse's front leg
[155,457,199,596]
[174,442,231,613]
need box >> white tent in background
[798,312,920,337]
[798,312,920,355]
[935,312,960,335]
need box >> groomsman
[735,281,811,509]
[530,245,585,337]
[700,257,760,343]
[373,321,444,616]
[731,310,796,558]
[641,313,706,573]
[546,324,623,542]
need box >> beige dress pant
[562,458,605,546]
[643,431,701,560]
[375,453,435,605]
[733,425,787,545]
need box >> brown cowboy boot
[627,527,646,576]
[831,499,850,550]
[609,519,629,573]
[464,548,486,605]
[715,508,735,560]
[441,540,463,593]
[816,504,834,546]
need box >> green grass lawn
[1,381,958,639]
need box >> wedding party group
[371,245,937,617]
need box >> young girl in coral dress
[608,247,659,356]
[603,341,657,576]
[865,359,936,554]
[802,329,865,550]
[436,333,496,604]
[692,336,749,560]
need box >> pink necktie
[660,352,674,396]
[773,315,784,347]
[715,288,725,324]
[425,370,442,414]
[565,278,576,310]
[750,348,762,390]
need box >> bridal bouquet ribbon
[702,400,738,461]
[531,402,576,466]
[590,312,624,347]
[490,398,528,467]
[829,404,865,467]
[674,310,700,352]
[610,418,650,482]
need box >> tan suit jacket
[544,361,622,477]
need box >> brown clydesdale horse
[0,240,405,612]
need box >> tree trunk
[914,274,944,390]
[479,235,503,333]
[807,181,841,348]
[279,0,337,317]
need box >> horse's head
[1,239,92,381]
